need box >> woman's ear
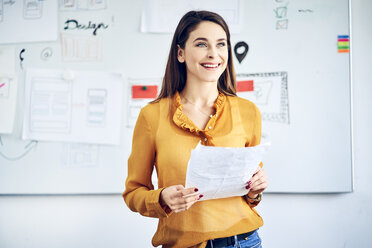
[177,45,185,63]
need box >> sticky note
[132,85,158,99]
[237,80,254,92]
[337,35,350,53]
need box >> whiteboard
[0,0,352,194]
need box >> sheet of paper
[141,0,242,34]
[22,68,123,145]
[0,47,17,134]
[0,0,58,44]
[126,78,161,127]
[185,143,270,201]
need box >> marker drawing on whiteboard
[19,49,25,70]
[298,9,314,13]
[234,41,249,63]
[41,47,53,60]
[0,82,5,88]
[0,139,38,161]
[64,19,109,35]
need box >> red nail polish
[245,185,250,189]
[199,194,204,199]
[194,188,199,192]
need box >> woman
[123,10,268,248]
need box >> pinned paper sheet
[0,47,17,134]
[22,69,123,145]
[141,0,242,33]
[185,143,270,201]
[0,0,58,44]
[126,78,161,127]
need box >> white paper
[141,0,242,34]
[60,33,103,62]
[0,47,17,134]
[185,143,270,201]
[126,78,161,127]
[0,0,58,44]
[22,69,123,145]
[59,0,107,11]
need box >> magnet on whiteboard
[63,69,75,81]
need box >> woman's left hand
[246,166,268,198]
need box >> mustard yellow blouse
[123,92,263,248]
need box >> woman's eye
[196,43,207,47]
[217,42,226,47]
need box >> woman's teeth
[202,64,219,68]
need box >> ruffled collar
[172,91,226,136]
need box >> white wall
[1,0,371,247]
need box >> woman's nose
[207,47,217,58]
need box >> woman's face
[177,21,228,84]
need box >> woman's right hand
[160,185,203,213]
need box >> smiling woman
[177,21,228,86]
[123,10,268,248]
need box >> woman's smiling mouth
[200,63,221,70]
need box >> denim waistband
[205,230,256,248]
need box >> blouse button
[204,138,207,142]
[208,126,212,130]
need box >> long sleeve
[241,102,263,207]
[123,108,169,218]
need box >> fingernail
[245,185,250,189]
[194,188,199,192]
[199,194,204,199]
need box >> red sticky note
[237,80,254,92]
[132,85,158,99]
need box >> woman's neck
[180,80,219,107]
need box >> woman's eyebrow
[193,37,227,42]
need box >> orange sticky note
[237,80,254,92]
[132,85,158,99]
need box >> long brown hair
[154,10,236,102]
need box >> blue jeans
[208,230,262,248]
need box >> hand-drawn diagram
[61,143,99,168]
[23,69,123,145]
[61,33,102,62]
[236,72,289,124]
[127,78,161,127]
[0,136,38,161]
[59,0,107,11]
[29,77,73,133]
[87,89,107,127]
[23,0,42,19]
[273,1,288,30]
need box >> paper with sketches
[185,143,270,201]
[0,47,17,134]
[0,0,58,44]
[22,69,123,145]
[126,78,161,127]
[141,0,242,33]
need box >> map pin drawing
[234,41,249,63]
